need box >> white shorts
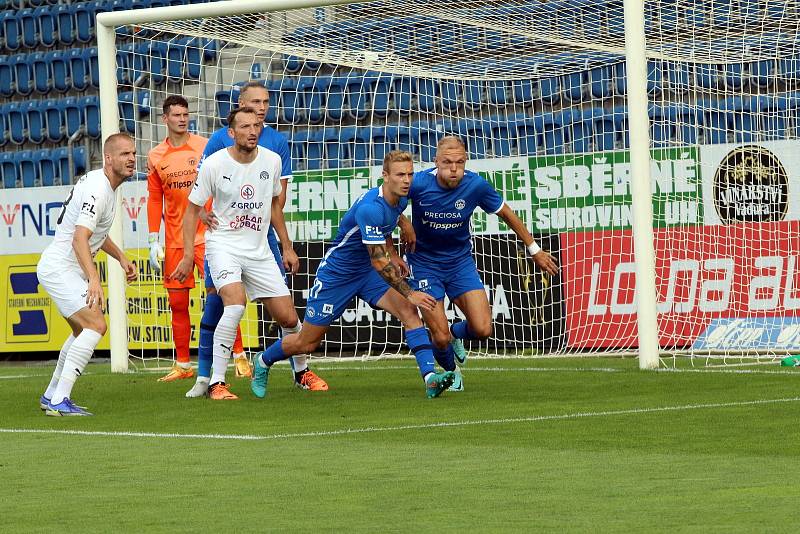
[206,249,290,301]
[36,263,89,319]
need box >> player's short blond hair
[382,150,414,173]
[436,135,466,152]
[103,133,133,155]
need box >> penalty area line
[3,396,799,442]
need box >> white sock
[44,334,76,399]
[51,329,102,404]
[283,322,308,372]
[177,361,191,370]
[210,305,244,384]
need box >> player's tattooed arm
[368,243,413,297]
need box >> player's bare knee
[432,331,451,350]
[89,319,107,336]
[473,322,492,339]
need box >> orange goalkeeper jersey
[147,133,209,249]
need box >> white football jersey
[188,145,282,259]
[39,169,117,273]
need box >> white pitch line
[3,396,799,442]
[0,374,48,380]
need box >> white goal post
[98,0,800,373]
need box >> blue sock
[198,292,224,378]
[260,339,287,367]
[451,321,479,341]
[406,327,435,378]
[433,344,456,372]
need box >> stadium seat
[391,76,413,116]
[43,98,64,142]
[417,78,438,113]
[512,79,535,106]
[31,52,50,94]
[117,43,133,85]
[562,72,584,103]
[81,95,101,138]
[298,76,323,124]
[1,12,21,52]
[587,66,613,99]
[64,97,82,138]
[569,109,599,153]
[148,41,167,85]
[411,120,442,162]
[47,49,70,93]
[55,4,75,45]
[118,90,150,133]
[371,74,392,118]
[289,129,310,170]
[85,47,100,88]
[35,5,57,47]
[34,149,57,186]
[487,80,510,106]
[110,0,133,36]
[10,54,32,96]
[665,62,691,93]
[540,77,562,106]
[749,60,774,87]
[131,42,150,85]
[515,115,544,156]
[284,55,302,74]
[463,80,485,111]
[67,48,88,91]
[695,63,720,89]
[17,150,37,187]
[166,37,186,83]
[24,101,45,144]
[346,77,370,120]
[214,90,234,126]
[280,77,302,124]
[722,63,745,90]
[20,8,37,48]
[440,80,461,112]
[53,146,87,185]
[0,56,12,97]
[181,37,203,80]
[0,105,7,147]
[780,55,800,82]
[300,129,325,170]
[316,76,344,122]
[650,104,682,147]
[6,102,27,145]
[74,2,99,44]
[1,152,18,188]
[489,114,523,157]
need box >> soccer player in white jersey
[170,107,301,400]
[37,133,139,416]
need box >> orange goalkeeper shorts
[163,244,205,289]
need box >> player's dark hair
[436,135,466,151]
[239,81,268,101]
[227,106,258,128]
[382,150,414,173]
[162,95,189,115]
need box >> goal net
[102,0,800,369]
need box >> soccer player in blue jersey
[185,82,328,398]
[251,150,457,398]
[399,136,558,390]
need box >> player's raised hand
[283,247,300,275]
[532,250,558,276]
[200,209,219,231]
[170,256,194,284]
[147,232,164,274]
[390,254,410,278]
[121,257,138,282]
[86,276,105,312]
[408,290,436,311]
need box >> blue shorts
[304,265,390,326]
[205,225,284,289]
[408,254,484,301]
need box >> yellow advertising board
[0,248,260,352]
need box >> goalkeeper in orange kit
[147,95,248,382]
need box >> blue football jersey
[321,187,408,275]
[201,123,292,179]
[407,168,504,264]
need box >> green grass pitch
[2,357,800,532]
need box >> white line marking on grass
[0,374,47,380]
[3,396,799,442]
[657,368,800,376]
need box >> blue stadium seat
[463,80,485,111]
[298,76,323,124]
[417,78,438,113]
[702,99,730,144]
[588,66,613,99]
[110,0,133,36]
[490,114,521,157]
[1,152,18,188]
[6,102,26,144]
[34,149,57,186]
[650,104,682,147]
[346,77,370,120]
[749,60,774,87]
[780,55,800,82]
[64,97,82,138]
[184,37,203,80]
[411,120,442,162]
[34,6,57,47]
[512,79,535,106]
[614,61,663,95]
[487,80,510,106]
[301,129,325,170]
[318,76,345,121]
[118,90,150,133]
[695,63,720,89]
[24,101,45,144]
[20,8,37,48]
[289,129,310,170]
[166,37,186,83]
[68,48,88,91]
[440,80,461,112]
[371,74,392,118]
[130,42,150,85]
[284,55,302,74]
[31,52,50,94]
[722,63,745,90]
[611,106,630,148]
[11,54,32,96]
[357,126,392,165]
[55,4,75,45]
[318,127,351,169]
[514,115,544,156]
[17,151,37,187]
[116,43,133,85]
[46,50,70,93]
[81,95,100,138]
[665,62,691,93]
[147,41,166,85]
[43,98,64,142]
[562,72,584,103]
[539,77,561,105]
[391,76,413,116]
[592,113,618,151]
[0,105,7,147]
[74,2,98,44]
[570,109,599,153]
[0,56,13,97]
[1,12,21,52]
[72,145,87,176]
[280,77,302,124]
[53,146,87,185]
[85,47,100,88]
[214,89,234,126]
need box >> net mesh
[112,0,800,366]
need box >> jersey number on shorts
[56,188,75,225]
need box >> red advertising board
[561,220,800,348]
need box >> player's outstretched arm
[100,237,138,283]
[496,204,558,276]
[367,243,435,311]
[271,194,299,274]
[146,168,165,273]
[397,214,416,253]
[72,226,105,312]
